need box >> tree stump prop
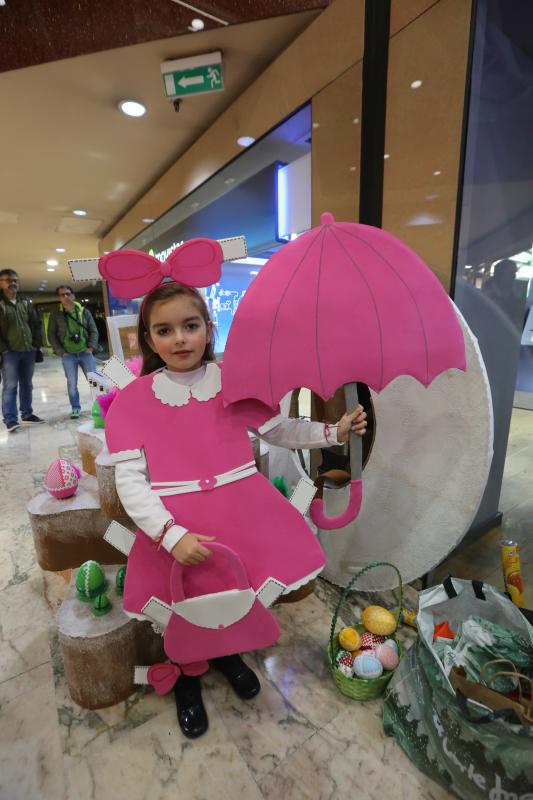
[95,449,129,520]
[77,422,105,477]
[27,475,128,570]
[58,567,165,709]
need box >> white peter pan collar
[152,362,221,407]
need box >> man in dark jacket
[0,269,44,432]
[48,285,99,419]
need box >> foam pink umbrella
[222,213,466,529]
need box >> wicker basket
[328,561,403,701]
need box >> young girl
[105,281,367,738]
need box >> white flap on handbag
[171,587,255,629]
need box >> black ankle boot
[212,654,261,699]
[173,674,208,738]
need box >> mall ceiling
[0,2,328,297]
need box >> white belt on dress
[151,460,257,497]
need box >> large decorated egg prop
[44,458,81,499]
[76,560,107,601]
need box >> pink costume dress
[105,363,326,668]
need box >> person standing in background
[0,269,44,432]
[48,286,99,419]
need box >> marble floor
[1,357,531,800]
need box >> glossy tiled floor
[0,357,530,799]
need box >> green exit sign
[161,51,224,99]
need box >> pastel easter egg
[375,643,400,671]
[338,627,361,652]
[44,458,81,499]
[353,653,383,680]
[383,638,398,653]
[361,605,397,636]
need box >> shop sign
[161,52,223,98]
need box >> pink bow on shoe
[147,663,182,695]
[98,238,223,299]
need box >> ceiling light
[433,170,442,176]
[384,154,390,159]
[73,209,87,216]
[142,217,155,224]
[46,259,59,266]
[352,117,359,124]
[237,136,255,147]
[224,177,235,185]
[55,247,66,253]
[47,268,55,272]
[349,166,356,172]
[312,122,320,129]
[410,80,423,89]
[189,18,204,31]
[118,100,147,117]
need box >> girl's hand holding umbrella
[336,405,367,443]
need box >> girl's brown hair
[138,282,216,376]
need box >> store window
[453,0,533,527]
[108,105,312,355]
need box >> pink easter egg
[44,458,81,499]
[375,642,400,671]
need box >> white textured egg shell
[353,653,383,680]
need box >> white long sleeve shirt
[114,366,341,554]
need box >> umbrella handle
[308,382,364,530]
[309,479,363,530]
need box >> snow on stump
[58,567,165,709]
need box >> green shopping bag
[383,577,533,799]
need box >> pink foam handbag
[163,542,281,664]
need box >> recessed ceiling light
[237,136,255,148]
[46,259,59,266]
[142,217,155,224]
[73,209,87,216]
[384,153,390,159]
[433,170,442,176]
[349,166,357,172]
[118,100,147,117]
[47,268,55,272]
[55,247,66,253]
[312,122,320,129]
[353,117,359,124]
[224,177,235,185]
[410,80,423,89]
[189,18,204,31]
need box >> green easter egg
[92,593,112,616]
[115,565,126,596]
[76,560,107,601]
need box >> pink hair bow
[147,662,182,695]
[98,238,223,300]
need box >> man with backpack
[48,285,99,419]
[0,268,44,432]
